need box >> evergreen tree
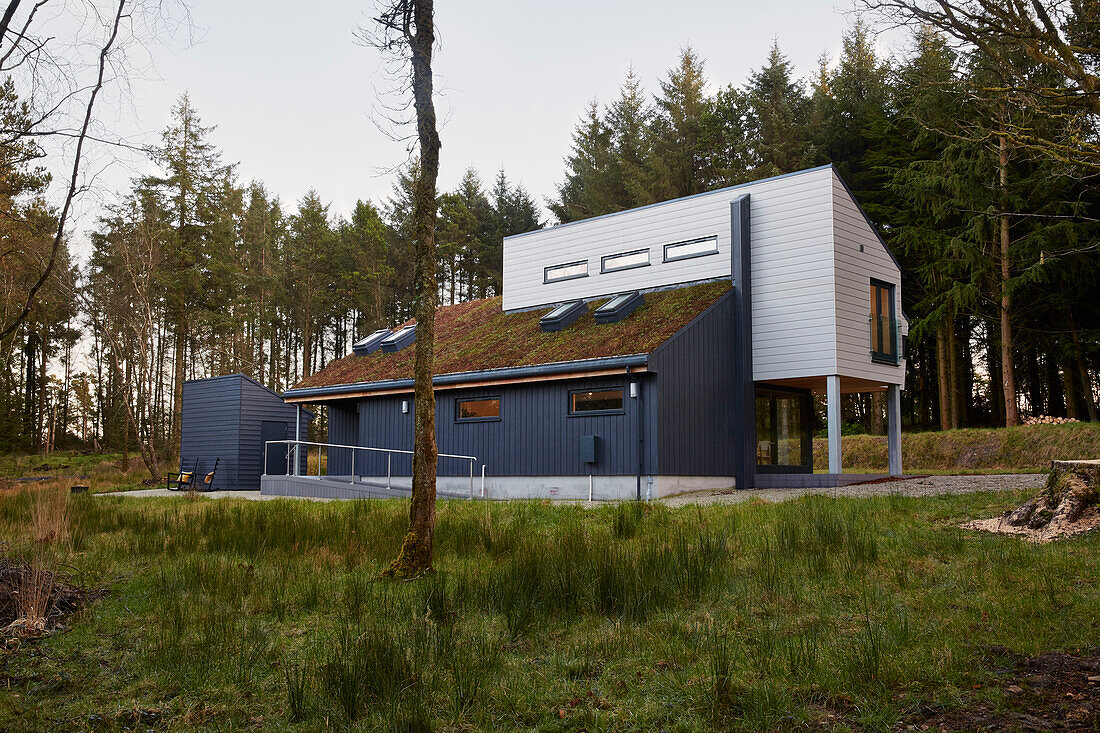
[550,101,617,222]
[650,47,711,198]
[743,41,816,179]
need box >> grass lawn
[0,485,1097,731]
[0,451,154,493]
[813,422,1100,474]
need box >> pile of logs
[1023,415,1080,426]
[1003,460,1098,531]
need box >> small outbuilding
[180,373,312,490]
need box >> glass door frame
[754,385,814,474]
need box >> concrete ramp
[260,474,474,500]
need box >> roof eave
[282,353,650,402]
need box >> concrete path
[98,473,1045,505]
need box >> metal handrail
[264,438,476,461]
[263,439,482,497]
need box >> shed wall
[238,377,309,488]
[180,377,241,489]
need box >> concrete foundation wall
[260,474,737,501]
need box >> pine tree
[606,67,654,208]
[650,47,711,199]
[550,101,617,222]
[147,93,234,444]
[743,41,816,179]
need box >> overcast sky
[79,0,900,249]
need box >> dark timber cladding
[326,376,657,478]
[181,374,311,490]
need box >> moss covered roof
[292,280,731,392]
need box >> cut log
[1004,460,1098,530]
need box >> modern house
[266,164,907,500]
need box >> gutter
[282,354,650,401]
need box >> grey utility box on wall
[580,435,599,464]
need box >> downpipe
[627,366,644,501]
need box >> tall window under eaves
[870,279,897,364]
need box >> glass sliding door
[755,387,813,473]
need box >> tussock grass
[0,489,1096,731]
[814,421,1100,473]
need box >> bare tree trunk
[936,322,950,431]
[1070,321,1098,422]
[947,320,961,428]
[998,136,1019,426]
[378,0,440,580]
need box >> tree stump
[1005,460,1099,530]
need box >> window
[601,248,649,273]
[570,388,624,414]
[456,397,500,422]
[352,329,391,356]
[594,291,643,324]
[544,260,588,283]
[539,300,587,332]
[664,235,718,262]
[755,388,812,472]
[380,325,416,353]
[870,280,897,364]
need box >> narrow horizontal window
[456,397,500,422]
[570,388,624,414]
[663,235,719,263]
[544,260,588,283]
[601,248,649,273]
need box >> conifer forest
[2,11,1099,462]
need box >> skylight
[352,329,391,356]
[380,325,416,353]
[594,291,643,324]
[539,300,587,332]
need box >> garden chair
[200,457,220,491]
[167,459,198,491]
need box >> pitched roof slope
[293,280,731,391]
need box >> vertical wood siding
[327,400,359,475]
[650,292,737,475]
[349,376,648,478]
[238,376,311,488]
[830,172,907,386]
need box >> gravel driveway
[100,473,1045,505]
[661,473,1046,507]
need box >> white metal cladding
[502,165,903,386]
[505,167,840,312]
[830,171,907,386]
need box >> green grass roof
[293,280,731,392]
